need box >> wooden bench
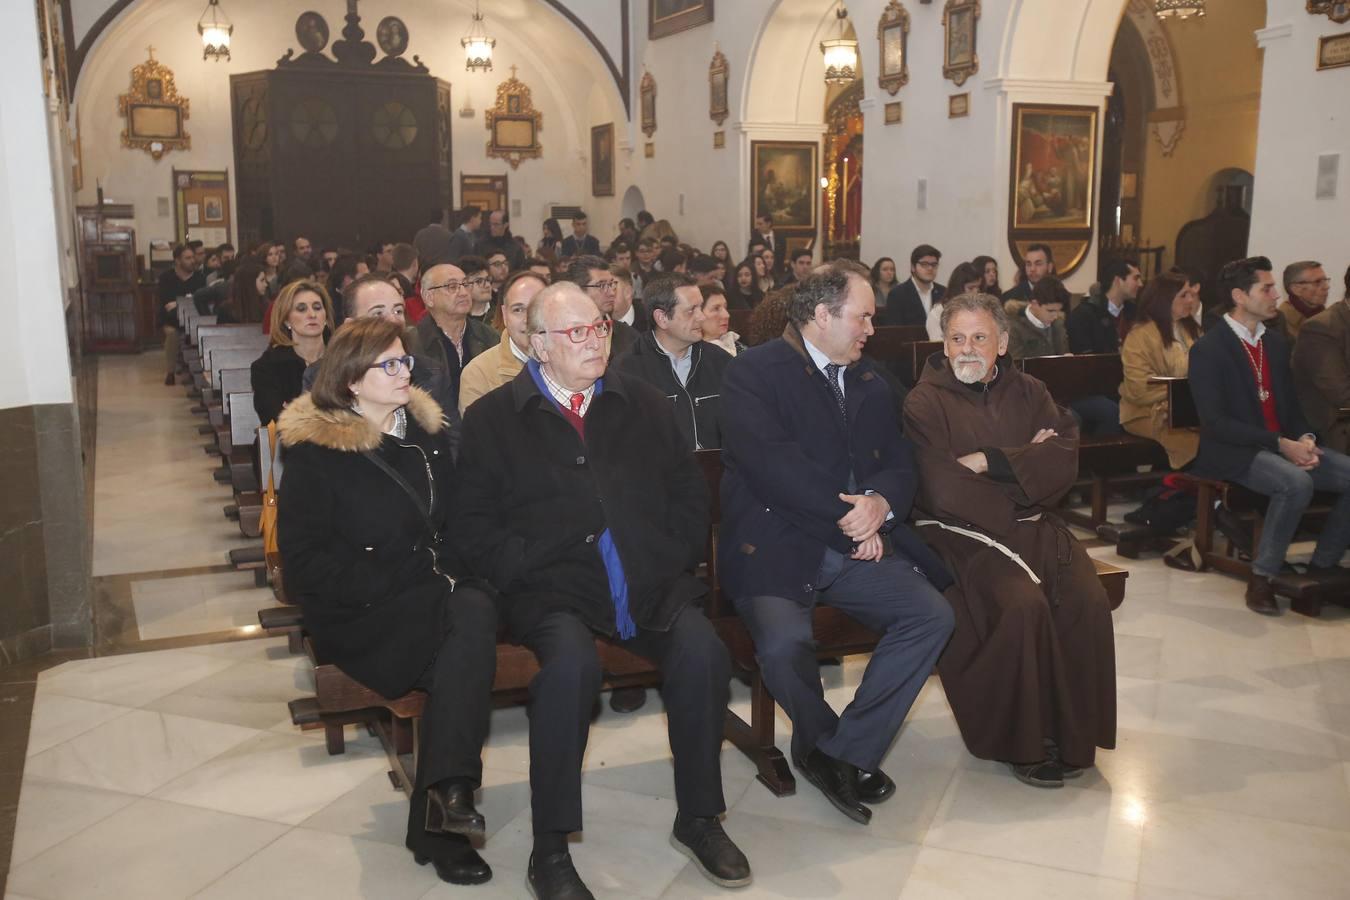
[1148,377,1342,615]
[893,340,942,388]
[1018,354,1170,531]
[275,449,1129,798]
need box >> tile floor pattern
[5,558,1350,900]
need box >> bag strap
[361,449,433,528]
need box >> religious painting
[1009,104,1097,230]
[591,123,615,197]
[640,71,657,137]
[649,0,714,40]
[750,140,818,231]
[204,195,225,222]
[486,69,543,169]
[943,0,980,86]
[1317,32,1350,70]
[709,49,729,126]
[877,1,910,96]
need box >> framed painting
[640,71,657,137]
[1009,104,1097,231]
[709,49,729,125]
[877,1,910,96]
[750,140,818,231]
[591,123,615,197]
[650,0,713,40]
[943,0,980,86]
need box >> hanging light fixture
[820,5,858,85]
[1154,0,1206,20]
[461,1,496,72]
[197,0,233,61]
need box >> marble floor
[6,558,1350,899]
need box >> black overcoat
[452,366,709,640]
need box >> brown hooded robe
[902,353,1116,768]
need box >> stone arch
[621,185,646,220]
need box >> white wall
[0,0,75,409]
[73,0,626,254]
[1248,9,1350,295]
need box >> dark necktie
[823,363,846,420]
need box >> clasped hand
[838,493,889,561]
[1279,435,1322,470]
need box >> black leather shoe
[1245,574,1281,616]
[410,834,492,885]
[670,812,752,888]
[855,767,896,804]
[426,782,485,838]
[1008,759,1064,788]
[609,686,647,713]
[527,851,594,900]
[796,747,871,824]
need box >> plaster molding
[981,78,1114,101]
[736,121,829,138]
[1255,24,1294,48]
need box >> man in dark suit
[560,210,601,258]
[1066,257,1141,354]
[561,255,638,359]
[748,212,779,274]
[878,244,945,327]
[1000,242,1054,303]
[446,206,481,264]
[453,282,751,899]
[1189,255,1350,615]
[718,267,955,825]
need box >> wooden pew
[894,340,943,388]
[275,449,1129,797]
[1018,354,1170,530]
[729,308,753,341]
[1148,377,1340,615]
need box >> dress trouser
[520,605,730,835]
[163,325,178,376]
[733,548,954,773]
[406,585,498,844]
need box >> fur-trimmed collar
[277,386,444,452]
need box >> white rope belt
[914,520,1042,585]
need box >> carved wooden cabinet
[230,14,452,250]
[76,203,143,353]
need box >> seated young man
[1189,256,1350,614]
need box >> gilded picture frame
[485,70,543,169]
[649,0,713,40]
[118,52,191,160]
[591,123,615,197]
[750,140,818,231]
[1308,1,1350,25]
[942,0,980,87]
[709,49,729,126]
[877,1,910,96]
[640,71,657,138]
[1007,103,1097,278]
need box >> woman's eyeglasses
[369,355,415,376]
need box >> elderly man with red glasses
[453,281,752,900]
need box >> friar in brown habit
[902,292,1116,789]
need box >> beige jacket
[1119,320,1199,469]
[458,332,526,415]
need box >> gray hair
[420,263,464,296]
[1283,260,1322,292]
[787,269,850,327]
[940,292,1008,336]
[525,281,593,336]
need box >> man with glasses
[476,209,526,271]
[878,244,946,327]
[456,256,499,331]
[415,263,499,412]
[1294,265,1350,452]
[486,251,511,296]
[1278,260,1331,343]
[562,255,638,358]
[454,282,751,899]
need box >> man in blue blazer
[878,244,945,327]
[1189,255,1350,615]
[718,266,955,825]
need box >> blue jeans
[1235,447,1350,577]
[733,548,954,772]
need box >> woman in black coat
[251,279,333,426]
[277,317,497,887]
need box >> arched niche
[621,184,646,220]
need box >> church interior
[2,0,1350,897]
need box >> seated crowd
[170,205,1350,897]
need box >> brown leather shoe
[1245,574,1280,616]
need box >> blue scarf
[526,361,637,639]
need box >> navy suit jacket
[717,328,952,604]
[1188,321,1313,481]
[878,279,945,327]
[561,234,600,258]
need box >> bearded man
[902,292,1117,789]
